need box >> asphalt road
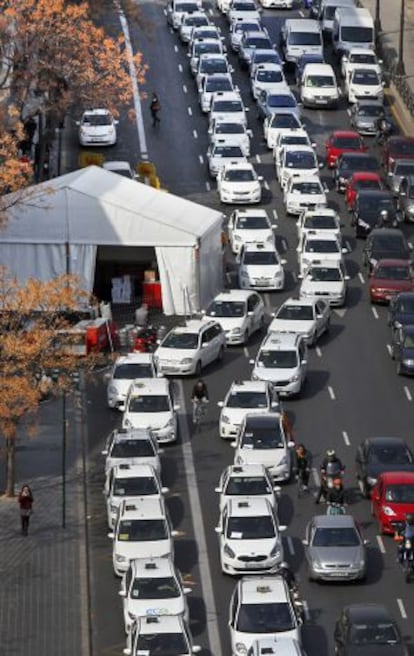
[78,2,414,655]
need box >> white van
[300,63,340,108]
[281,19,323,65]
[332,7,375,58]
[319,0,355,35]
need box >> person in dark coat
[18,484,33,536]
[150,93,161,127]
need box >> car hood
[253,366,298,381]
[301,280,344,294]
[222,407,268,424]
[115,538,172,559]
[110,380,136,395]
[287,192,327,205]
[222,180,259,191]
[226,535,279,553]
[343,644,407,656]
[156,348,195,361]
[125,412,172,430]
[243,264,281,278]
[207,316,245,332]
[81,125,114,136]
[237,447,289,468]
[234,229,273,243]
[370,249,410,262]
[128,596,185,617]
[355,115,377,127]
[269,318,314,334]
[308,545,364,566]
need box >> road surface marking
[243,346,250,358]
[178,64,183,73]
[345,241,351,252]
[302,600,311,621]
[174,44,178,52]
[188,107,192,116]
[312,467,320,486]
[328,386,336,400]
[397,599,407,619]
[193,129,198,139]
[176,381,222,655]
[264,294,271,309]
[386,344,392,356]
[205,181,211,191]
[376,535,386,554]
[287,536,295,555]
[291,272,297,283]
[372,307,379,319]
[409,242,413,249]
[272,209,278,222]
[342,431,350,446]
[256,154,261,163]
[298,9,304,17]
[183,84,187,93]
[316,346,322,358]
[264,180,270,190]
[358,272,365,284]
[198,154,204,164]
[281,239,287,251]
[404,386,412,401]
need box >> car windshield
[213,100,243,113]
[243,251,278,265]
[113,364,153,379]
[341,26,373,43]
[207,300,246,317]
[176,1,198,10]
[307,75,335,88]
[136,633,188,656]
[225,476,271,496]
[374,265,410,280]
[350,53,376,64]
[196,42,221,56]
[236,603,295,633]
[216,122,244,135]
[289,33,321,46]
[226,391,268,408]
[245,37,271,48]
[357,105,383,117]
[353,70,380,85]
[227,515,275,539]
[253,52,280,66]
[203,60,227,73]
[359,197,395,217]
[258,350,298,368]
[304,215,337,230]
[117,519,167,542]
[305,239,339,253]
[224,168,255,181]
[236,215,268,229]
[130,576,180,599]
[307,267,342,281]
[385,484,414,502]
[333,136,361,149]
[312,527,360,547]
[235,22,261,33]
[113,476,157,496]
[257,70,283,83]
[233,1,257,9]
[392,141,414,157]
[111,440,155,458]
[396,297,414,313]
[269,95,296,108]
[82,113,112,126]
[193,28,219,39]
[291,181,322,194]
[349,624,400,646]
[241,422,284,448]
[270,114,300,128]
[340,156,378,171]
[277,304,314,320]
[281,136,309,146]
[128,395,170,413]
[285,151,315,168]
[394,162,414,176]
[368,444,412,464]
[207,78,233,92]
[162,332,199,349]
[214,145,244,158]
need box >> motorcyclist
[315,450,344,504]
[295,444,311,491]
[276,561,299,595]
[396,513,414,564]
[374,115,393,145]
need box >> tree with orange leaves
[0,267,103,497]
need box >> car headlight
[224,543,236,558]
[221,414,230,424]
[128,611,137,620]
[291,374,300,382]
[116,555,127,562]
[382,505,396,516]
[163,418,174,429]
[279,455,288,466]
[235,643,248,655]
[270,542,281,557]
[251,372,259,380]
[110,504,117,513]
[403,358,414,366]
[231,328,242,335]
[181,358,193,365]
[366,476,377,486]
[266,234,274,243]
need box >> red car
[383,136,414,173]
[345,172,384,211]
[325,130,367,168]
[369,259,414,304]
[371,471,414,534]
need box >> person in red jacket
[18,484,34,536]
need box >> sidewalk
[0,399,89,656]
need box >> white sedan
[198,73,235,113]
[209,91,249,128]
[299,261,349,307]
[207,142,247,178]
[296,208,342,243]
[238,241,286,291]
[217,161,263,204]
[298,230,347,276]
[341,47,382,79]
[276,145,321,190]
[268,297,331,346]
[215,464,279,512]
[263,111,303,150]
[228,208,276,253]
[283,176,327,216]
[251,63,288,100]
[209,120,252,157]
[202,289,265,345]
[77,109,118,146]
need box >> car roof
[172,319,207,332]
[119,496,166,518]
[302,63,334,74]
[243,242,277,253]
[234,208,269,217]
[357,189,392,198]
[331,130,360,138]
[130,556,175,577]
[227,497,272,516]
[370,228,405,237]
[223,161,255,171]
[212,91,242,101]
[239,575,288,601]
[250,637,303,656]
[374,258,410,267]
[350,171,381,180]
[364,436,409,448]
[128,378,170,395]
[112,428,154,442]
[344,604,394,623]
[213,289,255,302]
[285,18,320,30]
[378,471,414,483]
[115,353,153,365]
[138,615,183,633]
[312,514,357,528]
[302,208,339,218]
[243,30,268,38]
[283,145,314,154]
[281,296,316,307]
[226,463,269,477]
[229,379,270,392]
[82,108,111,115]
[113,463,156,478]
[261,332,303,350]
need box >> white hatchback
[106,352,157,410]
[207,141,247,178]
[228,208,276,254]
[203,289,265,345]
[269,297,330,346]
[238,242,286,291]
[296,208,341,244]
[215,464,279,512]
[299,260,349,307]
[346,68,384,104]
[218,379,280,439]
[102,428,161,477]
[122,379,179,444]
[209,120,252,157]
[217,161,263,204]
[198,73,235,112]
[284,175,327,216]
[251,332,308,397]
[125,615,201,656]
[298,230,347,276]
[251,63,287,100]
[77,109,118,147]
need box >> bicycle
[296,467,310,497]
[192,398,208,431]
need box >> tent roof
[0,166,223,247]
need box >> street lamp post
[62,390,67,528]
[396,0,406,76]
[374,0,382,37]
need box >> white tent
[0,166,224,315]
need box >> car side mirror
[287,441,295,448]
[107,532,114,539]
[364,539,370,545]
[302,539,308,546]
[230,441,237,448]
[281,259,287,265]
[161,487,170,494]
[217,401,224,407]
[101,449,108,456]
[214,526,221,533]
[75,120,80,126]
[215,487,222,493]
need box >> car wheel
[195,360,202,377]
[217,346,224,363]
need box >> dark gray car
[355,437,414,497]
[397,175,414,223]
[334,604,408,656]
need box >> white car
[155,319,226,376]
[218,379,280,439]
[215,464,279,512]
[166,0,201,29]
[124,615,201,656]
[230,19,266,52]
[209,119,252,157]
[227,0,262,25]
[103,161,136,179]
[296,208,342,244]
[228,208,276,254]
[122,379,179,443]
[106,353,157,410]
[190,45,227,77]
[109,497,176,577]
[263,111,303,150]
[299,260,349,306]
[207,141,247,178]
[199,73,235,112]
[203,289,265,345]
[217,161,263,204]
[77,109,118,147]
[284,176,327,216]
[273,130,314,163]
[276,145,321,190]
[119,556,191,632]
[215,497,286,574]
[189,25,222,49]
[102,428,161,476]
[251,332,308,397]
[248,638,306,656]
[250,49,283,77]
[178,11,210,43]
[105,463,168,529]
[229,576,303,656]
[298,230,347,276]
[232,413,295,481]
[341,47,382,80]
[300,63,340,109]
[259,0,293,7]
[251,63,288,100]
[209,91,249,128]
[346,68,384,104]
[238,242,286,291]
[268,297,331,346]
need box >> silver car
[303,515,367,582]
[398,175,414,223]
[388,159,414,195]
[348,99,384,136]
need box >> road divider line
[174,44,178,52]
[256,155,261,163]
[205,181,211,191]
[372,307,379,319]
[264,294,271,309]
[287,536,295,556]
[198,155,204,164]
[358,272,365,284]
[176,381,223,655]
[386,344,392,356]
[193,129,198,139]
[243,346,250,358]
[397,598,407,619]
[316,346,322,358]
[376,535,386,554]
[281,239,287,252]
[328,386,336,400]
[312,467,320,487]
[272,209,278,222]
[187,107,192,116]
[342,431,350,446]
[183,84,187,93]
[178,64,183,73]
[263,180,270,190]
[345,241,351,252]
[302,600,310,621]
[404,386,412,401]
[298,9,304,17]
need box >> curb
[385,83,414,137]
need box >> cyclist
[191,379,209,424]
[295,444,311,491]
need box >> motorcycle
[326,502,346,516]
[133,325,158,352]
[322,461,344,490]
[394,523,414,583]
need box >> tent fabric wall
[198,226,223,311]
[155,246,197,316]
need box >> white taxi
[178,11,210,43]
[284,176,327,216]
[296,208,341,243]
[263,111,303,150]
[106,352,157,410]
[215,497,286,575]
[251,332,308,397]
[299,260,349,306]
[199,73,235,112]
[102,428,161,477]
[268,297,331,346]
[207,141,247,178]
[345,67,384,104]
[77,109,118,147]
[230,19,267,52]
[341,47,382,80]
[218,380,280,439]
[298,230,347,276]
[276,145,321,190]
[124,615,201,656]
[228,208,276,254]
[122,379,179,444]
[272,129,314,163]
[209,120,252,157]
[238,242,286,291]
[251,63,288,100]
[215,464,279,512]
[202,289,265,345]
[217,161,263,204]
[209,91,249,128]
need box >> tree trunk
[5,437,16,497]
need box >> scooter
[394,524,414,583]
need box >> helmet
[326,449,336,460]
[196,379,204,386]
[333,478,342,487]
[278,561,289,570]
[406,513,414,525]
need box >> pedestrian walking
[150,92,161,127]
[18,484,33,536]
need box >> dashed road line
[291,272,297,283]
[264,294,271,309]
[255,154,261,163]
[205,181,211,191]
[287,535,295,555]
[183,84,187,93]
[178,64,183,73]
[193,129,198,139]
[302,600,311,621]
[372,307,379,319]
[281,239,287,251]
[311,467,320,486]
[376,535,386,554]
[386,344,392,356]
[328,386,336,400]
[198,154,204,164]
[404,386,412,401]
[243,346,250,358]
[187,107,192,116]
[226,272,232,284]
[342,431,350,446]
[345,241,351,252]
[358,272,365,284]
[316,346,322,358]
[298,9,305,17]
[263,180,270,190]
[174,44,178,52]
[272,209,278,222]
[397,598,407,619]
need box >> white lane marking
[178,63,183,73]
[287,535,295,555]
[358,272,365,284]
[376,535,386,554]
[312,467,320,486]
[345,241,351,252]
[256,154,261,163]
[272,209,278,222]
[199,154,204,164]
[264,294,271,309]
[206,181,211,191]
[298,9,304,17]
[409,242,413,249]
[263,180,270,190]
[176,381,222,655]
[174,44,178,52]
[243,346,250,358]
[342,431,350,446]
[302,600,311,621]
[404,386,413,401]
[209,7,214,15]
[118,7,148,159]
[316,346,322,358]
[188,106,192,116]
[333,308,347,318]
[386,344,392,356]
[193,129,198,139]
[372,307,379,319]
[281,239,287,251]
[169,27,174,34]
[183,84,187,93]
[397,598,407,619]
[328,386,336,400]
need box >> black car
[391,323,414,375]
[362,228,412,271]
[352,189,399,238]
[334,152,381,192]
[295,52,324,85]
[355,437,414,497]
[334,604,408,656]
[388,291,414,328]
